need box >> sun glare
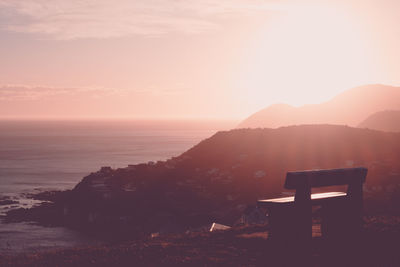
[236,6,375,108]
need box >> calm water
[0,120,233,255]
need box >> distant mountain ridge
[358,110,400,132]
[238,84,400,128]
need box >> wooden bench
[257,167,368,241]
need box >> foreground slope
[2,216,400,266]
[238,84,400,128]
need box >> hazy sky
[1,0,399,119]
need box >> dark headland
[2,124,400,266]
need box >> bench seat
[258,191,347,207]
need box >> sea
[0,119,235,255]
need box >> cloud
[0,0,283,39]
[0,85,117,100]
[0,84,189,101]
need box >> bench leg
[321,201,363,239]
[268,207,293,240]
[267,206,312,265]
[268,206,312,243]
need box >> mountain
[238,84,400,128]
[6,125,400,236]
[358,110,400,132]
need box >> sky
[0,0,400,120]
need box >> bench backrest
[284,167,367,204]
[284,167,368,190]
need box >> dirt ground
[1,216,400,267]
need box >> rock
[209,222,231,232]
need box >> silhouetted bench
[257,167,368,241]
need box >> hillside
[238,84,400,128]
[358,110,400,132]
[5,125,400,237]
